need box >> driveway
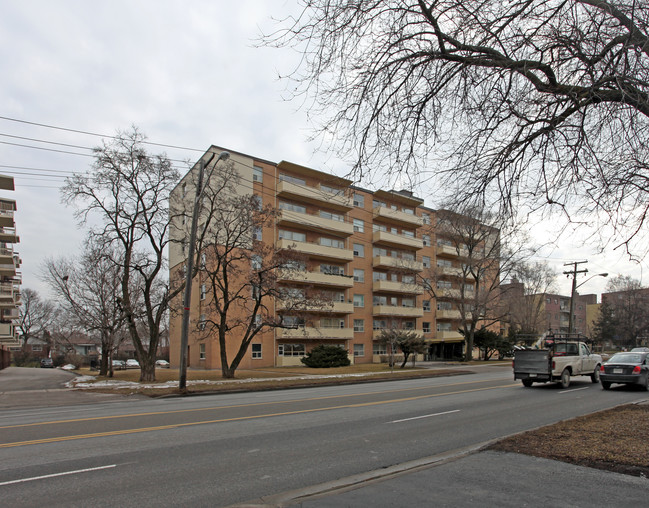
[0,366,140,409]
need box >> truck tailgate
[514,350,551,375]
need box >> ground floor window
[422,322,431,333]
[353,344,364,357]
[199,343,206,360]
[278,343,306,356]
[372,343,387,355]
[251,344,262,359]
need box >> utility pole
[564,261,588,334]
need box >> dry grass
[490,404,649,477]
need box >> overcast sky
[0,0,643,300]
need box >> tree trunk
[139,357,156,382]
[400,352,410,368]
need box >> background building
[168,147,498,369]
[0,174,21,367]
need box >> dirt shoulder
[489,403,649,478]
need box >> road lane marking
[388,409,460,423]
[0,383,519,448]
[559,386,590,394]
[0,377,513,430]
[0,465,116,486]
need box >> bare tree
[501,261,558,335]
[422,207,526,361]
[61,128,181,382]
[182,172,328,378]
[18,288,55,352]
[600,275,649,348]
[267,1,649,253]
[41,238,126,376]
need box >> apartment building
[169,147,494,369]
[0,174,21,350]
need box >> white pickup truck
[513,336,602,388]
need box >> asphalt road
[0,365,646,507]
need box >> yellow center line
[0,377,511,430]
[1,383,519,448]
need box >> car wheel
[601,381,611,390]
[643,375,649,392]
[560,368,570,389]
[522,379,533,388]
[591,366,600,383]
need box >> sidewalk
[235,449,649,507]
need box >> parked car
[111,359,126,370]
[40,358,54,368]
[155,359,170,368]
[600,352,649,390]
[126,359,140,369]
[60,364,77,371]
[631,347,649,352]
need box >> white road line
[559,387,590,394]
[388,409,460,424]
[0,464,117,486]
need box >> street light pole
[178,151,230,392]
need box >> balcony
[1,308,18,320]
[436,309,472,320]
[372,305,424,318]
[277,238,353,262]
[278,269,354,288]
[372,230,423,250]
[276,326,354,340]
[372,255,423,272]
[0,245,13,263]
[372,280,423,295]
[373,206,423,227]
[277,300,354,314]
[436,265,464,277]
[0,228,19,244]
[0,263,16,278]
[430,330,465,342]
[0,283,14,301]
[0,200,15,228]
[278,210,354,237]
[0,322,14,339]
[277,181,353,211]
[372,329,424,339]
[436,288,462,299]
[437,244,470,258]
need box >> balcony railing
[372,305,424,318]
[276,300,354,314]
[372,230,423,250]
[278,210,354,237]
[277,238,354,261]
[372,280,424,295]
[372,329,424,339]
[276,326,354,340]
[277,181,353,211]
[277,269,354,288]
[373,206,423,227]
[372,256,423,272]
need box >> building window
[423,300,431,311]
[353,294,364,307]
[373,343,387,355]
[279,201,307,214]
[279,229,306,242]
[200,284,207,300]
[353,344,365,357]
[423,322,431,333]
[353,269,365,283]
[354,319,364,332]
[423,234,430,246]
[278,343,306,356]
[353,243,364,257]
[252,194,262,210]
[198,314,206,331]
[253,226,263,241]
[353,193,364,207]
[422,256,431,268]
[199,343,206,360]
[353,219,364,233]
[251,344,262,359]
[437,322,452,331]
[320,237,345,249]
[279,173,306,185]
[319,210,344,222]
[251,255,262,270]
[31,346,43,352]
[437,301,452,310]
[253,166,263,182]
[422,213,430,224]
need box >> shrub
[301,345,351,368]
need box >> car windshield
[609,353,644,364]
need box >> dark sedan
[600,352,649,390]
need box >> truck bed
[513,349,551,380]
